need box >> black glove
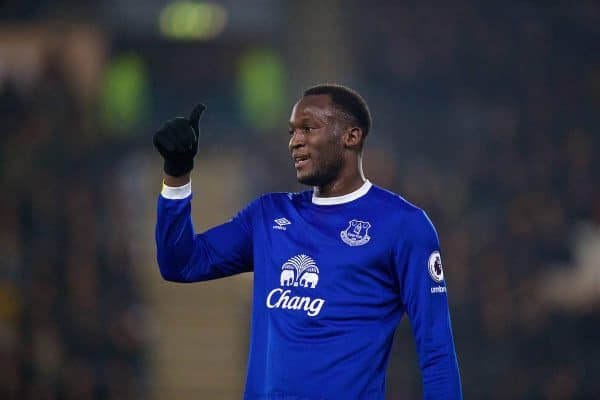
[153,103,206,177]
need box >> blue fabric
[156,185,462,399]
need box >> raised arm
[156,180,255,282]
[153,104,254,282]
[395,210,462,399]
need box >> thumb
[188,103,206,137]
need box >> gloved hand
[153,103,206,177]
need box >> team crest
[340,219,372,247]
[428,251,444,283]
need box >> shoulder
[368,185,421,213]
[256,189,312,205]
[239,190,311,215]
[369,184,439,246]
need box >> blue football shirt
[156,180,462,399]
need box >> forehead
[290,94,335,123]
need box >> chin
[297,172,321,187]
[297,170,333,187]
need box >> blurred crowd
[350,3,600,399]
[0,1,598,399]
[0,53,146,399]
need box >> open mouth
[293,154,310,168]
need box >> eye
[288,128,294,135]
[303,126,313,133]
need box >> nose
[288,129,304,151]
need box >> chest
[253,206,399,301]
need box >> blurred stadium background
[0,1,598,399]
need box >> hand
[153,103,206,177]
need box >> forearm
[155,183,254,282]
[420,345,462,399]
[155,192,198,281]
[156,192,228,282]
[413,304,463,399]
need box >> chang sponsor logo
[266,289,324,317]
[265,254,325,317]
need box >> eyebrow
[288,117,316,126]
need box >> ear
[343,127,363,149]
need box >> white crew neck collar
[312,180,372,205]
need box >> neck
[316,158,365,197]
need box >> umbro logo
[274,218,291,226]
[273,217,291,230]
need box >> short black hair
[303,83,372,140]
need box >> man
[153,84,462,399]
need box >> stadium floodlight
[159,1,227,40]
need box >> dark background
[0,1,598,399]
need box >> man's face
[288,95,346,186]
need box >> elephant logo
[280,254,320,288]
[340,219,372,246]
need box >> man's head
[288,84,372,187]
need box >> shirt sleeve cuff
[161,180,192,199]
